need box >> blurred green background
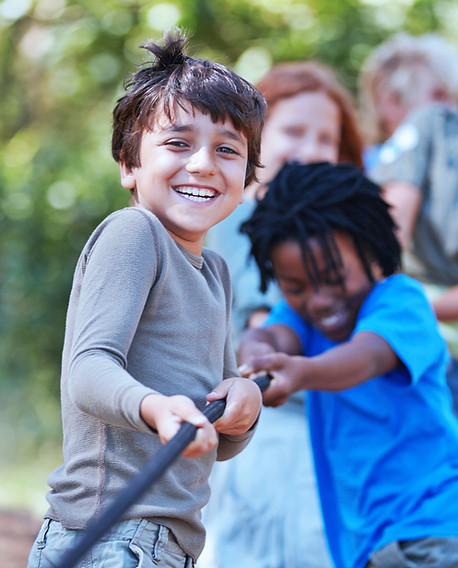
[1,0,456,515]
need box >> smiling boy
[239,162,458,568]
[27,30,265,568]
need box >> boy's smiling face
[271,231,382,342]
[119,103,248,254]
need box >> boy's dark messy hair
[241,161,401,292]
[112,28,266,187]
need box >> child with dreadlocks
[27,29,264,568]
[238,161,458,568]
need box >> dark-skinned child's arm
[239,329,400,407]
[238,323,303,364]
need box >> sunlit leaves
[0,0,455,467]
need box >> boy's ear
[119,162,136,189]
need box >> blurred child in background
[358,32,458,173]
[372,102,458,416]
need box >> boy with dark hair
[27,30,265,568]
[239,161,458,568]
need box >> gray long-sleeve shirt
[45,207,255,560]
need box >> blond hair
[359,33,458,144]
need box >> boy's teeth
[176,186,215,198]
[321,313,341,326]
[187,194,212,202]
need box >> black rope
[56,374,272,568]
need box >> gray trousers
[366,538,458,568]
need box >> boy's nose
[186,147,216,175]
[306,288,334,314]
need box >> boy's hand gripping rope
[56,373,272,568]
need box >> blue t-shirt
[266,274,458,568]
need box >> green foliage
[0,0,456,496]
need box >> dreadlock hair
[240,161,401,293]
[112,28,266,187]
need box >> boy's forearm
[69,352,158,433]
[238,324,301,365]
[240,326,278,348]
[294,332,399,392]
[238,327,277,365]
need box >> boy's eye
[285,288,304,296]
[217,146,238,155]
[165,140,188,148]
[323,277,340,286]
[320,275,345,288]
[282,284,305,296]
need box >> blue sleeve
[354,275,448,385]
[265,299,330,357]
[265,300,310,354]
[266,299,302,329]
